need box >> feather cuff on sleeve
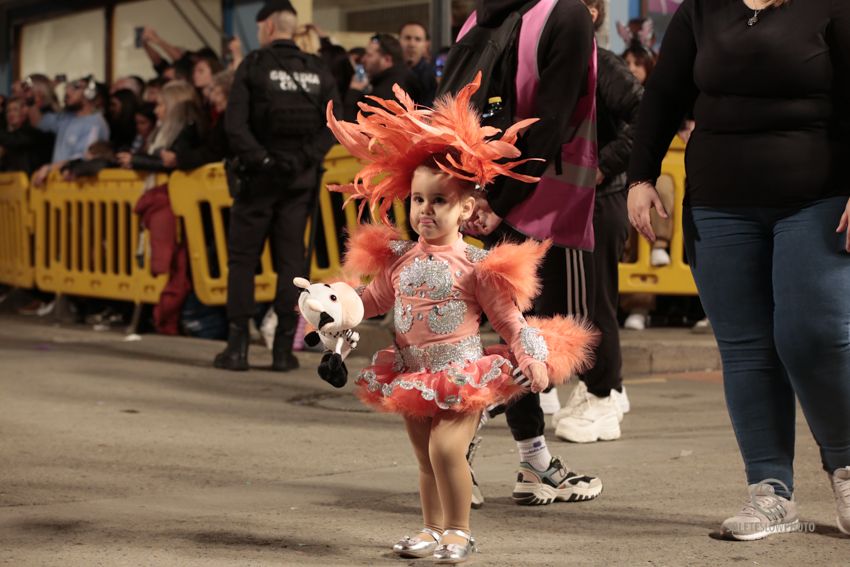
[474,239,550,312]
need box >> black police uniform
[215,30,341,372]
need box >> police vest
[250,48,325,150]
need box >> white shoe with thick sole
[553,380,627,426]
[611,386,630,419]
[555,388,621,443]
[552,380,587,428]
[539,387,561,415]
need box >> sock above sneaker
[517,436,552,471]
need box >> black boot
[272,313,300,372]
[214,321,250,371]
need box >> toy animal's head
[293,277,365,332]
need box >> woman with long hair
[117,80,206,172]
[120,80,208,336]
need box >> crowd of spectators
[0,21,441,338]
[0,14,704,337]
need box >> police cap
[256,0,297,21]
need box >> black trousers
[503,190,630,441]
[225,180,314,325]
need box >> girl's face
[193,60,213,90]
[409,166,475,246]
[624,53,648,85]
[154,93,166,121]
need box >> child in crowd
[61,140,116,179]
[325,75,597,563]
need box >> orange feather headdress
[326,72,542,223]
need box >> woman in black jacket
[627,0,850,540]
[116,80,206,173]
[166,70,233,171]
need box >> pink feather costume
[345,225,596,417]
[327,73,597,418]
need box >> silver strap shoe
[433,529,477,564]
[392,527,442,558]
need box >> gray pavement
[1,316,847,566]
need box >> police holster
[224,156,247,199]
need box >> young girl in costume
[325,74,597,563]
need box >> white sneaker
[555,387,621,443]
[611,386,630,419]
[553,381,627,426]
[623,313,646,331]
[720,483,799,541]
[831,466,850,535]
[539,388,561,415]
[552,380,587,427]
[650,248,671,267]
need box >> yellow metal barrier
[5,140,696,308]
[169,145,373,306]
[618,138,697,295]
[0,172,34,288]
[29,170,168,303]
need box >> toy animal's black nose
[319,311,335,329]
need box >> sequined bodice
[389,237,487,349]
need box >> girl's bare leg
[404,415,443,538]
[429,411,480,545]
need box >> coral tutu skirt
[355,344,524,418]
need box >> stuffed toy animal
[293,277,365,388]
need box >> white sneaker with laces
[720,483,798,541]
[539,387,561,415]
[553,381,628,426]
[623,313,646,331]
[554,387,621,443]
[831,466,850,535]
[552,380,587,427]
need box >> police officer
[214,0,341,372]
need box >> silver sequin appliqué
[390,240,416,257]
[355,355,513,410]
[465,244,489,263]
[395,334,484,372]
[520,326,549,361]
[394,296,414,333]
[428,300,467,335]
[399,256,453,300]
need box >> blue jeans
[683,197,850,496]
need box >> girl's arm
[475,276,549,376]
[357,269,394,320]
[472,239,550,374]
[342,223,408,319]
